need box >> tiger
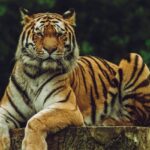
[0,8,150,150]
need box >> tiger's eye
[64,44,70,49]
[57,32,63,37]
[36,32,43,37]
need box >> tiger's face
[16,9,79,74]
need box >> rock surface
[10,126,150,150]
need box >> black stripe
[123,114,133,122]
[52,20,59,24]
[88,56,107,77]
[72,33,76,50]
[109,92,117,107]
[11,75,31,105]
[111,78,119,87]
[103,101,108,114]
[25,29,31,47]
[36,73,62,96]
[21,22,34,46]
[54,78,67,85]
[21,30,26,46]
[124,104,138,116]
[144,105,150,112]
[125,63,145,90]
[1,113,19,128]
[136,96,150,103]
[78,63,88,93]
[98,74,107,99]
[71,68,79,91]
[40,20,46,23]
[73,79,78,91]
[123,92,150,104]
[126,103,147,124]
[87,56,116,87]
[36,17,42,22]
[132,76,150,91]
[6,91,26,120]
[70,70,75,87]
[122,93,138,101]
[99,58,116,75]
[23,68,37,78]
[79,58,89,66]
[90,87,96,124]
[124,55,138,88]
[81,57,99,99]
[118,69,123,104]
[59,90,72,103]
[43,85,65,104]
[102,92,117,115]
[52,86,66,97]
[104,71,117,87]
[1,106,22,126]
[68,32,74,51]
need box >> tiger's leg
[101,53,150,126]
[0,89,34,150]
[0,112,10,150]
[22,102,84,150]
[0,106,21,150]
[0,91,20,150]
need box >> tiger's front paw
[22,134,47,150]
[0,124,10,150]
[22,120,47,150]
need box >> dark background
[0,0,150,98]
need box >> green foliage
[139,39,150,66]
[1,0,150,97]
[113,0,127,6]
[80,41,94,55]
[110,36,130,47]
[36,0,55,7]
[0,5,7,16]
[140,50,150,66]
[145,39,150,48]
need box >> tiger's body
[0,9,150,150]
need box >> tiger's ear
[20,8,32,25]
[63,8,76,26]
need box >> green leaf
[0,5,7,16]
[36,0,55,7]
[145,39,150,48]
[139,50,150,66]
[81,41,94,55]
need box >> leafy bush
[0,0,150,97]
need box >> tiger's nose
[43,36,58,54]
[43,47,57,54]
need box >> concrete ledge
[10,126,150,150]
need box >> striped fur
[0,9,150,150]
[101,53,150,126]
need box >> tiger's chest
[14,71,53,108]
[23,74,55,109]
[18,71,68,112]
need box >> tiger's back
[70,56,118,125]
[69,54,150,126]
[101,53,150,126]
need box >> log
[10,126,150,150]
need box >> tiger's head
[16,9,79,75]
